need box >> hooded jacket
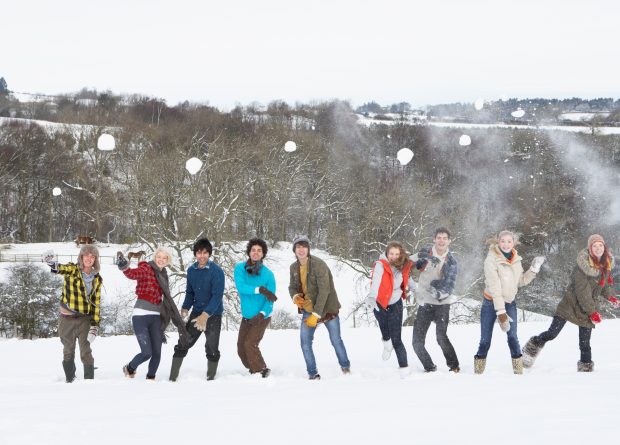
[555,249,614,328]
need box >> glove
[117,252,129,271]
[530,256,546,273]
[589,312,602,324]
[365,296,379,311]
[87,326,98,344]
[301,297,314,313]
[293,294,305,309]
[497,312,513,332]
[42,250,56,267]
[608,296,620,308]
[304,313,320,328]
[248,313,265,326]
[258,286,277,302]
[180,308,189,319]
[192,312,209,331]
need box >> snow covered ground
[1,321,620,445]
[2,242,618,444]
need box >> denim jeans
[412,303,459,370]
[534,315,593,363]
[173,312,222,362]
[374,299,408,367]
[476,298,521,358]
[300,311,350,377]
[129,314,162,378]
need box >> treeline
[2,88,620,322]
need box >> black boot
[169,357,183,382]
[206,360,218,381]
[62,360,76,383]
[84,364,95,379]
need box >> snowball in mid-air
[97,134,115,151]
[511,109,525,118]
[396,148,414,165]
[185,157,203,175]
[284,141,297,152]
[459,135,471,146]
[52,187,62,196]
[474,98,484,110]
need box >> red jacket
[123,261,163,305]
[375,259,413,309]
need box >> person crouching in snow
[522,234,618,372]
[118,247,188,380]
[474,230,545,374]
[44,245,102,382]
[234,238,277,378]
[365,241,414,377]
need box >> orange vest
[375,259,413,309]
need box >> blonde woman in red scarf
[522,234,619,372]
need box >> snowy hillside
[1,321,620,445]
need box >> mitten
[258,286,277,302]
[301,297,314,313]
[589,312,602,324]
[87,326,98,344]
[365,296,379,312]
[608,296,620,308]
[248,313,265,326]
[530,256,546,273]
[304,313,320,328]
[117,252,129,271]
[42,250,56,267]
[293,294,305,309]
[192,312,210,331]
[180,308,189,319]
[497,312,513,332]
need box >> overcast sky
[4,0,619,109]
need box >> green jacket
[555,249,613,328]
[288,255,341,318]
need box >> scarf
[149,261,190,347]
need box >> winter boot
[474,355,486,374]
[382,339,393,361]
[522,337,544,368]
[169,357,184,382]
[260,368,271,378]
[123,364,136,378]
[341,367,351,375]
[206,360,218,381]
[84,364,95,380]
[512,356,524,375]
[309,374,321,380]
[577,361,594,372]
[62,360,76,383]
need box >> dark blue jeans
[533,315,593,363]
[412,303,459,370]
[374,299,408,367]
[476,298,521,359]
[129,314,162,378]
[173,313,222,362]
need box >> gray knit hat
[292,235,310,252]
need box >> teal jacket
[234,261,276,319]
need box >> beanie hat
[292,235,310,252]
[587,234,605,251]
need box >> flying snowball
[185,157,203,175]
[52,187,62,196]
[511,109,525,118]
[97,133,115,151]
[284,141,297,152]
[396,148,414,165]
[474,98,484,110]
[459,135,471,146]
[387,134,392,139]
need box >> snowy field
[1,242,618,444]
[1,321,620,445]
